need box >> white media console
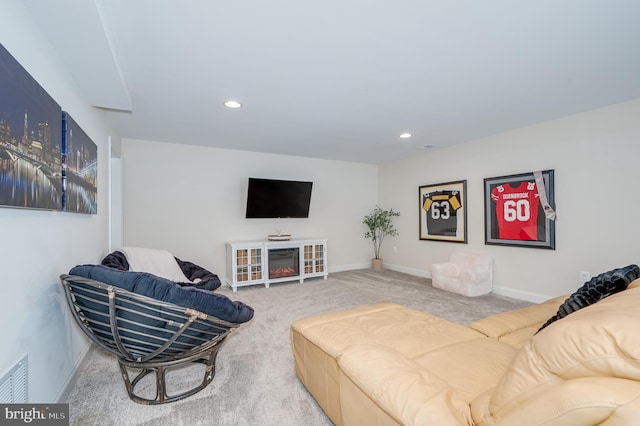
[225,238,328,291]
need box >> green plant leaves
[363,206,400,259]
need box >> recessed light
[417,144,437,150]
[224,100,242,109]
[399,133,412,139]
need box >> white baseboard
[328,263,369,273]
[333,262,552,303]
[330,263,432,278]
[55,342,93,403]
[383,263,431,278]
[490,286,551,304]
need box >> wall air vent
[0,355,28,403]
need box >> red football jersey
[491,182,540,240]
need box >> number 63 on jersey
[419,180,468,243]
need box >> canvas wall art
[0,43,63,210]
[62,112,97,214]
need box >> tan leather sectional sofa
[290,280,640,425]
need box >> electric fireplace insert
[268,248,300,279]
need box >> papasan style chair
[61,248,254,405]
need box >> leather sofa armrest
[468,295,567,338]
[338,344,472,426]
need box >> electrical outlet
[579,270,591,283]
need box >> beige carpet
[65,269,532,425]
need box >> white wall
[120,139,378,280]
[0,1,117,402]
[379,98,640,301]
[110,156,123,251]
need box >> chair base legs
[118,347,220,405]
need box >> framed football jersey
[484,170,555,249]
[419,180,467,243]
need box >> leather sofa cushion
[468,295,565,340]
[339,344,473,426]
[414,339,516,402]
[291,302,484,425]
[292,302,484,360]
[472,378,640,426]
[473,282,640,425]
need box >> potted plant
[363,206,400,270]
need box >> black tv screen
[245,178,313,219]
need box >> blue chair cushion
[69,264,254,324]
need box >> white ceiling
[25,0,640,164]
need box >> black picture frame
[419,179,467,243]
[484,170,555,249]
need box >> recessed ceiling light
[417,144,437,150]
[399,133,412,139]
[224,100,242,109]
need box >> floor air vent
[0,355,28,403]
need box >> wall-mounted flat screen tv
[245,177,313,219]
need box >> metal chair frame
[60,274,242,404]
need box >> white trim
[328,263,369,273]
[383,263,431,278]
[330,263,432,278]
[490,286,552,304]
[54,343,93,403]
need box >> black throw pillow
[536,264,640,334]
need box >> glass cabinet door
[235,247,263,282]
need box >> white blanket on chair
[117,247,191,282]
